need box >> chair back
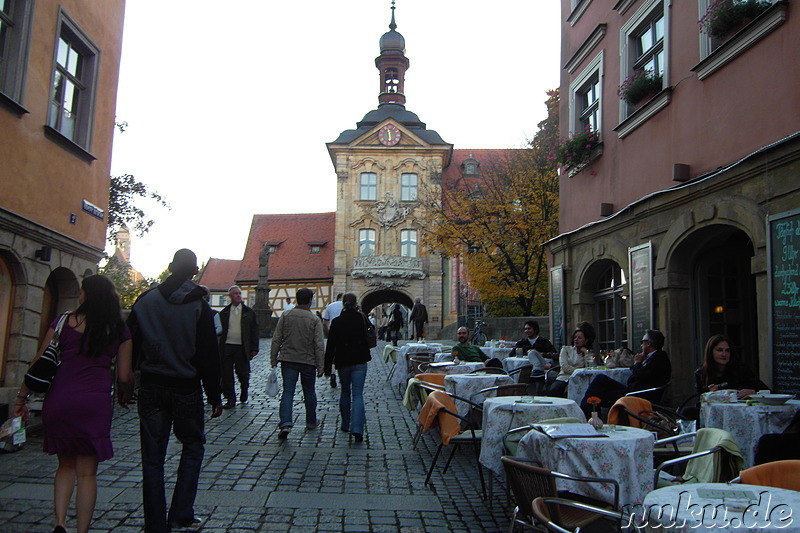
[408,353,435,373]
[502,457,559,524]
[740,460,800,491]
[471,367,508,375]
[417,390,462,445]
[625,382,669,404]
[516,364,534,384]
[495,383,528,397]
[684,428,743,483]
[608,397,652,427]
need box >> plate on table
[750,393,794,405]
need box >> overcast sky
[110,1,561,278]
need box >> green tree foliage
[98,256,153,309]
[421,90,560,316]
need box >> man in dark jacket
[388,303,404,346]
[127,249,223,533]
[409,297,429,341]
[512,320,556,357]
[218,285,260,408]
[580,329,671,417]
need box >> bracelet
[17,394,29,400]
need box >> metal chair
[471,366,509,375]
[625,382,669,404]
[530,497,632,533]
[508,364,534,384]
[501,456,620,533]
[735,459,800,491]
[654,428,743,487]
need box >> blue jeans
[279,361,318,428]
[138,384,206,533]
[338,363,368,434]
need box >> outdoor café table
[700,399,800,468]
[639,483,799,532]
[391,343,440,390]
[516,425,654,508]
[479,396,585,478]
[503,356,532,377]
[444,373,515,418]
[426,361,484,375]
[567,367,632,404]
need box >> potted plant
[618,69,663,107]
[555,127,600,170]
[699,0,772,40]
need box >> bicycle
[470,320,488,346]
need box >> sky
[110,1,561,279]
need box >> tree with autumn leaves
[421,90,560,316]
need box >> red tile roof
[441,149,526,189]
[198,258,242,291]
[237,213,335,283]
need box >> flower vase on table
[586,396,604,430]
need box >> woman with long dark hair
[324,293,371,443]
[548,321,596,397]
[14,274,133,533]
[695,334,766,399]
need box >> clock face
[378,124,401,146]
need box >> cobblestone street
[0,340,511,532]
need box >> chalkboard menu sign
[769,209,800,395]
[550,265,565,349]
[628,243,652,346]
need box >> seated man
[579,329,671,417]
[511,320,556,371]
[452,326,503,368]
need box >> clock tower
[326,2,453,337]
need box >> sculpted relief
[351,254,425,289]
[375,192,409,228]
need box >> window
[359,229,376,257]
[400,229,417,257]
[384,67,399,93]
[619,0,667,117]
[0,0,33,108]
[594,263,628,353]
[360,172,377,201]
[267,245,277,254]
[47,11,100,149]
[310,245,321,254]
[400,173,417,201]
[569,52,603,136]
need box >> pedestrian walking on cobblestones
[218,285,260,409]
[270,288,325,440]
[14,274,133,533]
[324,293,371,443]
[127,249,223,533]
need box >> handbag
[24,312,70,393]
[362,313,377,349]
[639,409,679,439]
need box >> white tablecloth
[479,396,585,477]
[517,425,654,508]
[391,344,440,389]
[700,400,800,467]
[567,367,633,404]
[426,362,484,375]
[503,357,532,376]
[444,373,515,418]
[639,483,800,531]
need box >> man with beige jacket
[270,288,325,441]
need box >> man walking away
[270,288,325,441]
[409,297,429,341]
[127,249,223,533]
[218,285,260,408]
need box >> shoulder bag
[24,312,70,393]
[362,313,378,349]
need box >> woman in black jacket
[324,293,372,443]
[695,334,767,399]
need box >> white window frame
[568,51,603,137]
[400,229,418,258]
[0,0,33,108]
[360,172,377,201]
[400,173,418,201]
[47,9,100,150]
[619,0,669,121]
[358,228,376,257]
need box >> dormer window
[267,246,277,254]
[310,245,321,254]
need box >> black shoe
[306,422,319,430]
[353,433,363,443]
[330,374,337,388]
[53,526,67,533]
[223,401,235,410]
[240,392,248,403]
[169,517,202,530]
[278,427,291,440]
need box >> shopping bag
[265,368,280,397]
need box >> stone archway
[360,288,413,315]
[39,267,80,341]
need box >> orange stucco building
[0,0,125,398]
[549,0,800,400]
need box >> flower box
[556,127,600,173]
[699,0,772,40]
[618,70,663,107]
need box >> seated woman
[695,334,767,399]
[548,322,595,397]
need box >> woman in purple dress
[14,274,133,533]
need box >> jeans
[221,343,250,402]
[338,363,368,434]
[138,384,206,533]
[279,361,318,428]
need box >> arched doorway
[580,259,629,353]
[39,268,80,342]
[360,289,413,315]
[0,254,16,380]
